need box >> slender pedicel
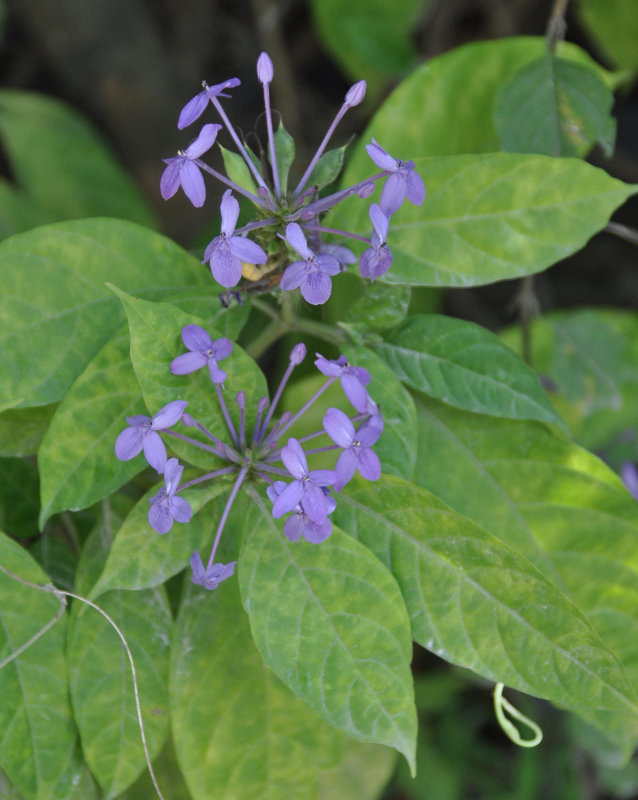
[206,466,249,570]
[215,384,239,446]
[257,52,282,197]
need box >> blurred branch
[605,221,638,247]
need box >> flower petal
[300,270,332,306]
[355,447,381,482]
[281,260,308,291]
[211,338,233,360]
[178,91,209,129]
[169,495,193,523]
[365,139,396,171]
[142,431,168,473]
[149,499,173,534]
[334,449,356,491]
[164,458,184,493]
[272,480,304,518]
[229,236,267,265]
[285,222,313,259]
[220,190,240,237]
[283,514,304,542]
[160,159,182,200]
[186,123,222,158]
[181,323,213,352]
[152,400,188,429]
[170,351,208,375]
[300,482,328,524]
[211,243,243,287]
[380,172,406,217]
[323,407,354,448]
[281,438,308,479]
[340,373,370,413]
[180,160,206,208]
[114,426,145,461]
[406,169,426,206]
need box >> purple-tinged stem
[182,417,238,453]
[256,463,289,477]
[293,103,350,198]
[234,217,278,235]
[300,171,387,216]
[275,378,337,439]
[262,411,292,449]
[164,429,239,462]
[262,83,281,197]
[206,466,249,570]
[194,159,268,208]
[236,392,246,448]
[251,397,270,447]
[215,384,238,447]
[258,362,296,441]
[179,466,236,491]
[303,223,370,243]
[211,96,270,193]
[264,442,337,463]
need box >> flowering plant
[1,6,638,800]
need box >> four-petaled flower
[178,78,241,129]
[366,138,426,217]
[272,438,336,524]
[267,481,335,543]
[170,324,233,384]
[190,550,237,590]
[315,353,371,413]
[323,407,382,491]
[359,204,393,282]
[281,223,340,306]
[203,190,268,287]
[115,400,188,473]
[160,124,221,208]
[148,458,193,534]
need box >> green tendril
[493,682,543,748]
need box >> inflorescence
[115,326,384,590]
[160,52,425,302]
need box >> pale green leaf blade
[238,491,417,771]
[307,145,347,191]
[0,457,39,538]
[317,739,396,800]
[0,405,56,457]
[67,584,171,799]
[0,178,53,241]
[219,144,256,195]
[339,37,617,172]
[339,153,637,288]
[274,123,295,195]
[38,326,144,526]
[375,314,565,426]
[334,475,638,751]
[0,219,210,409]
[90,481,227,598]
[0,532,77,800]
[0,91,156,227]
[112,287,268,468]
[344,282,411,333]
[172,576,347,800]
[494,54,616,157]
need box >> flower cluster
[161,52,425,303]
[115,325,384,590]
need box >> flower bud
[236,390,246,409]
[345,80,366,108]
[258,396,269,413]
[257,52,274,85]
[289,342,307,365]
[357,182,375,199]
[182,412,196,427]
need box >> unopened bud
[257,52,274,85]
[345,80,366,107]
[357,182,375,199]
[236,390,246,409]
[258,396,269,413]
[182,412,196,427]
[289,343,307,365]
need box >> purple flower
[366,138,425,216]
[204,190,268,287]
[271,438,336,524]
[320,243,357,272]
[323,408,381,491]
[178,78,241,129]
[115,400,188,473]
[170,324,233,384]
[257,52,274,85]
[280,223,340,305]
[148,458,193,534]
[267,481,335,543]
[362,395,384,437]
[315,353,371,413]
[160,124,221,208]
[360,204,393,282]
[190,549,236,590]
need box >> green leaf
[310,0,425,93]
[274,122,295,195]
[38,326,144,526]
[0,458,39,538]
[577,0,638,71]
[411,398,638,751]
[0,178,53,241]
[0,91,156,227]
[238,490,417,772]
[219,144,257,195]
[172,575,348,800]
[494,54,616,157]
[338,153,637,288]
[0,405,56,457]
[111,287,268,468]
[30,536,78,594]
[333,475,638,752]
[345,345,418,480]
[317,739,396,800]
[374,314,566,427]
[0,218,209,409]
[67,583,171,798]
[307,145,347,190]
[90,481,227,598]
[500,309,638,463]
[344,282,411,332]
[0,531,77,800]
[339,37,618,174]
